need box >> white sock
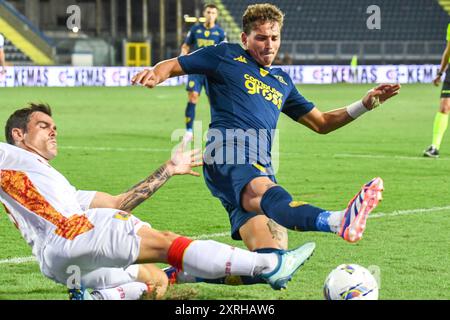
[93,282,148,300]
[328,211,345,233]
[182,240,278,279]
[253,253,279,275]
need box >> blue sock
[315,211,332,232]
[185,102,196,131]
[260,186,332,232]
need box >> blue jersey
[178,43,314,164]
[184,24,226,51]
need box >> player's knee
[160,230,180,241]
[241,179,278,212]
[241,190,260,213]
[154,231,182,251]
[440,98,450,114]
[440,104,450,114]
[138,230,181,261]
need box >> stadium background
[0,0,449,300]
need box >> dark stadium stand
[0,0,54,65]
[223,0,448,41]
[222,0,449,64]
[3,37,32,63]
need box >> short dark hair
[242,3,284,35]
[204,3,218,11]
[5,103,52,145]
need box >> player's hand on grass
[167,142,203,177]
[362,83,401,110]
[432,74,441,86]
[131,69,159,88]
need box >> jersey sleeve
[178,42,228,76]
[184,27,196,46]
[281,80,315,121]
[0,147,5,166]
[221,30,227,43]
[75,190,96,211]
[0,146,4,186]
[0,143,9,166]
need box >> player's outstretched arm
[298,84,401,134]
[89,144,202,211]
[131,58,185,88]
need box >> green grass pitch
[0,83,449,300]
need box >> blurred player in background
[350,55,358,83]
[0,33,6,75]
[181,3,226,142]
[0,104,315,299]
[423,23,450,158]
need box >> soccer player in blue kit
[133,3,400,286]
[181,4,226,142]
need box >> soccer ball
[323,264,379,300]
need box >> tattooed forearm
[118,163,172,212]
[267,219,288,250]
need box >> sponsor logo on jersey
[289,200,308,207]
[252,162,267,173]
[197,39,216,47]
[260,68,269,77]
[212,31,220,36]
[196,29,202,34]
[114,211,131,221]
[233,56,247,64]
[274,75,288,85]
[244,74,283,109]
[204,30,210,37]
[188,80,195,88]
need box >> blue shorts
[203,162,276,240]
[186,74,209,95]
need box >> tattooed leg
[267,219,288,250]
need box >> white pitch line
[1,205,449,266]
[369,205,450,219]
[61,146,450,161]
[334,153,450,161]
[60,146,171,153]
[191,231,229,240]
